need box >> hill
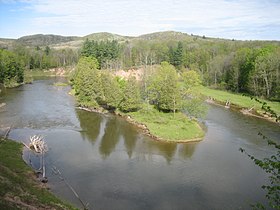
[1,31,279,50]
[84,32,132,42]
[17,34,79,46]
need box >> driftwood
[52,166,89,210]
[0,103,6,108]
[0,126,12,142]
[241,106,255,115]
[23,135,48,182]
[225,100,230,108]
[29,135,48,153]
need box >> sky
[0,0,280,40]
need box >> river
[0,78,279,210]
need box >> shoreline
[0,138,76,209]
[205,98,279,124]
[116,111,205,143]
[76,105,205,143]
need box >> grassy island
[123,108,204,142]
[0,139,76,210]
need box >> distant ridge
[83,32,132,42]
[0,31,279,49]
[17,34,79,46]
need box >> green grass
[127,108,204,142]
[0,139,76,210]
[195,86,280,115]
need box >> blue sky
[0,0,280,40]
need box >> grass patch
[127,108,204,142]
[0,139,76,210]
[196,86,280,115]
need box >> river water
[0,78,279,210]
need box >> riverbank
[0,138,76,210]
[196,86,280,122]
[25,66,75,78]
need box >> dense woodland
[0,31,279,100]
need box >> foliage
[119,77,142,112]
[81,39,120,69]
[240,135,279,209]
[148,62,181,112]
[100,72,122,109]
[182,98,208,119]
[71,56,101,107]
[0,49,24,87]
[181,70,201,93]
[72,57,141,111]
[2,31,280,100]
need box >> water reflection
[122,124,138,158]
[99,117,121,159]
[76,109,102,143]
[178,143,197,159]
[76,107,198,162]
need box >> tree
[81,40,120,69]
[148,62,181,114]
[250,46,279,99]
[0,49,24,87]
[181,70,201,93]
[173,41,184,68]
[236,48,256,93]
[101,72,122,110]
[72,56,101,107]
[119,77,142,112]
[180,70,207,118]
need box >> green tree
[0,49,24,87]
[173,41,184,68]
[236,48,256,93]
[250,46,279,99]
[72,56,101,107]
[181,70,201,93]
[180,70,207,118]
[119,77,142,112]
[148,62,181,114]
[101,72,122,110]
[81,40,120,69]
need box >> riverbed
[0,78,279,210]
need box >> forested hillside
[1,31,279,100]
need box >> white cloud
[1,0,280,39]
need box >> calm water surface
[0,78,279,210]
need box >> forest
[1,31,280,100]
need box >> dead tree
[23,135,48,182]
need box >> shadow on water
[178,143,197,159]
[76,109,102,143]
[99,117,122,159]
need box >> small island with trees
[71,55,206,142]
